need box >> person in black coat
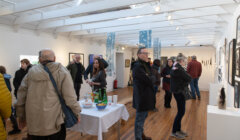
[67,54,85,101]
[84,55,108,82]
[132,47,155,140]
[170,53,192,139]
[161,58,174,108]
[0,66,21,135]
[13,59,32,99]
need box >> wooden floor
[7,87,208,140]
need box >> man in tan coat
[16,49,81,140]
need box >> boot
[142,133,152,140]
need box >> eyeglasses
[140,52,149,55]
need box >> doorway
[116,52,124,88]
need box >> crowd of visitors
[1,47,202,140]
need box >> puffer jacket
[16,62,81,136]
[0,74,12,140]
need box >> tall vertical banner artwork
[106,32,115,76]
[153,38,162,60]
[139,30,152,48]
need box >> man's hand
[77,116,81,123]
[166,75,171,78]
[89,82,94,86]
[18,119,26,129]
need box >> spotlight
[155,5,160,12]
[76,0,83,6]
[130,5,136,9]
[167,14,172,21]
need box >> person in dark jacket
[0,66,21,135]
[133,47,155,140]
[151,59,161,111]
[161,58,174,108]
[13,59,32,99]
[67,54,85,101]
[84,55,108,82]
[170,53,192,139]
[187,55,202,100]
[88,58,107,91]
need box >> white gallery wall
[161,47,216,91]
[216,5,240,107]
[132,47,215,91]
[0,24,117,98]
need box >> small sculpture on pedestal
[218,87,226,110]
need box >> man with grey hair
[132,47,155,140]
[16,49,81,140]
[187,55,202,100]
[67,54,85,101]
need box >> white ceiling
[0,0,239,47]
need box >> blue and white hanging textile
[139,30,152,48]
[106,32,115,76]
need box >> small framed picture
[125,59,130,68]
[69,53,84,66]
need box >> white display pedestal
[207,105,240,140]
[209,83,223,105]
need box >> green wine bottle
[98,88,102,102]
[103,88,108,104]
[94,92,98,103]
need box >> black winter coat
[132,59,155,112]
[13,65,31,96]
[170,63,192,94]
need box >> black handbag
[183,86,192,101]
[43,65,78,128]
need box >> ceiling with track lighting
[0,0,239,47]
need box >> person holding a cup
[132,47,155,140]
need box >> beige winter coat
[16,62,81,136]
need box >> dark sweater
[170,63,192,94]
[84,58,108,80]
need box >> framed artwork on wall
[219,47,223,66]
[218,68,222,83]
[89,54,103,65]
[236,16,240,77]
[20,55,39,65]
[228,39,236,86]
[69,53,84,66]
[160,57,168,68]
[234,81,240,108]
[125,59,130,68]
[236,48,240,77]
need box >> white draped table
[70,101,129,140]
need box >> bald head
[39,49,56,64]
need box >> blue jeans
[190,78,200,98]
[154,85,158,95]
[172,93,186,133]
[135,111,148,140]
